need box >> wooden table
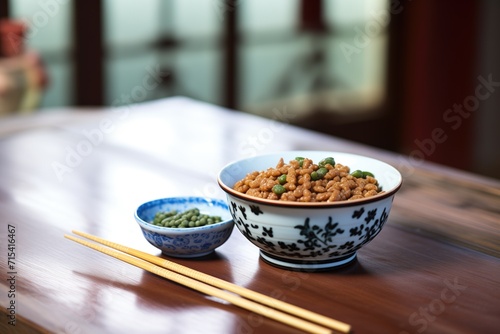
[1,97,499,334]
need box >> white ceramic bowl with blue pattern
[135,197,234,258]
[217,151,402,271]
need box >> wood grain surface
[0,97,499,334]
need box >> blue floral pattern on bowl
[228,197,392,269]
[217,151,402,271]
[135,197,234,258]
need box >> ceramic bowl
[217,151,402,271]
[135,197,234,258]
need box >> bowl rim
[217,151,403,208]
[134,196,234,232]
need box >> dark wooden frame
[0,0,8,20]
[223,0,238,109]
[72,0,104,106]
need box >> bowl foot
[162,250,214,258]
[260,251,357,271]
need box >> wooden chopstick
[71,230,351,333]
[65,234,335,334]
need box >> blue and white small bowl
[218,151,402,271]
[135,197,234,258]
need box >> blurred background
[0,0,498,180]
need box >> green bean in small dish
[152,208,223,228]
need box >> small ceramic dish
[135,197,234,258]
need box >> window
[7,0,389,119]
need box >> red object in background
[0,18,49,89]
[399,1,479,172]
[0,19,49,113]
[0,19,26,57]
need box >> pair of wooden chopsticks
[65,230,351,334]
